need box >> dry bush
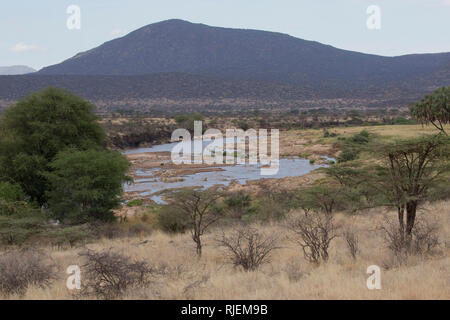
[217,227,279,271]
[283,260,305,282]
[381,216,440,265]
[343,228,359,260]
[288,213,338,264]
[78,249,154,299]
[0,249,56,297]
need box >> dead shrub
[380,216,440,265]
[343,228,359,260]
[0,249,56,297]
[78,249,154,299]
[288,213,338,264]
[217,227,279,271]
[283,260,305,282]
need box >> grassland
[12,200,450,300]
[1,124,449,300]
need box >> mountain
[0,65,35,75]
[38,19,450,88]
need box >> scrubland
[6,200,448,300]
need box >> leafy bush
[337,130,371,163]
[337,148,358,163]
[0,182,25,202]
[0,213,45,246]
[45,148,130,223]
[224,191,255,219]
[157,205,191,233]
[46,225,91,248]
[127,199,144,207]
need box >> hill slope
[38,19,450,88]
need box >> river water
[124,139,333,204]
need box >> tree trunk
[194,236,202,257]
[406,201,417,235]
[397,205,405,238]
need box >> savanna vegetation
[0,86,448,299]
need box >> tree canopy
[411,86,450,135]
[0,87,106,204]
[45,149,130,223]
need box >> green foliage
[223,191,256,219]
[0,87,106,204]
[337,130,371,163]
[45,149,131,223]
[392,117,416,125]
[46,225,91,248]
[337,148,358,163]
[0,210,45,246]
[411,86,450,135]
[127,199,144,207]
[292,184,341,215]
[157,205,191,233]
[175,112,205,133]
[0,182,24,202]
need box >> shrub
[217,228,279,271]
[224,191,255,219]
[0,214,45,246]
[127,199,144,207]
[157,205,191,233]
[0,182,25,202]
[381,216,440,264]
[343,228,359,260]
[78,249,154,299]
[337,148,358,163]
[0,249,56,297]
[288,213,338,264]
[47,225,91,249]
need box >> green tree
[45,149,130,223]
[328,135,450,238]
[412,86,450,135]
[0,87,106,204]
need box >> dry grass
[3,200,449,300]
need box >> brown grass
[4,200,449,300]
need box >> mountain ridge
[38,19,450,88]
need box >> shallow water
[124,139,333,204]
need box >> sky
[1,0,449,70]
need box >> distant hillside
[38,19,450,89]
[0,72,439,114]
[2,19,448,113]
[0,65,35,75]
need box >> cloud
[440,0,450,6]
[9,42,40,53]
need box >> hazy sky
[1,0,449,70]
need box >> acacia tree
[166,189,222,257]
[376,135,450,236]
[0,87,106,204]
[412,86,450,135]
[328,135,450,239]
